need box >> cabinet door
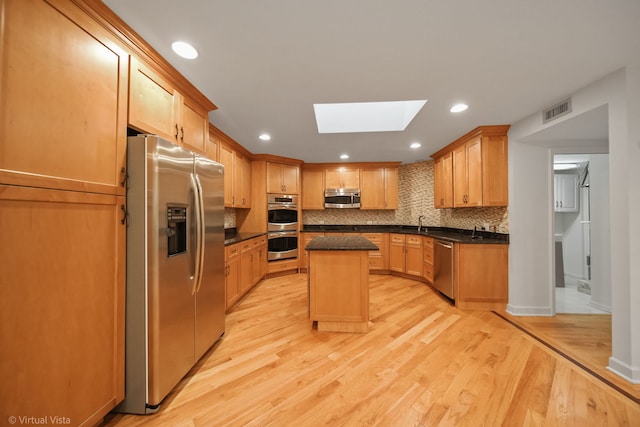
[225,245,240,310]
[233,153,251,208]
[0,0,128,196]
[206,134,219,162]
[281,164,299,194]
[360,169,385,209]
[324,169,343,188]
[266,163,283,193]
[434,153,453,209]
[325,168,359,189]
[239,244,254,294]
[555,174,579,212]
[481,136,508,206]
[456,244,508,306]
[465,136,483,206]
[219,144,234,207]
[453,145,468,207]
[302,169,325,210]
[389,234,406,272]
[384,168,399,209]
[129,57,178,143]
[405,236,423,277]
[0,185,125,426]
[179,97,208,155]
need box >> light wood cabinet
[389,234,423,276]
[0,0,128,196]
[434,152,453,208]
[0,1,129,424]
[235,153,252,208]
[431,125,509,209]
[219,143,235,206]
[225,235,267,312]
[360,168,399,209]
[302,169,325,210]
[240,241,256,295]
[225,244,241,311]
[325,168,360,189]
[455,243,509,310]
[308,249,370,333]
[129,56,209,155]
[219,142,252,208]
[267,162,299,194]
[206,133,219,162]
[362,233,389,271]
[453,135,483,207]
[423,237,434,283]
[0,185,125,426]
[554,174,579,212]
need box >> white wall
[589,154,611,311]
[508,64,640,383]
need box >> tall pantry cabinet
[1,1,121,425]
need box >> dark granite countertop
[305,235,380,251]
[302,225,509,245]
[224,229,267,246]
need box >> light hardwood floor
[103,274,640,426]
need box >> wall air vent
[542,98,572,124]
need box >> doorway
[553,153,610,314]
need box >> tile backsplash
[225,160,509,233]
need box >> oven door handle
[268,204,298,211]
[268,231,298,238]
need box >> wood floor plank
[103,274,640,426]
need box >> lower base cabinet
[455,243,509,310]
[0,185,125,426]
[225,235,267,312]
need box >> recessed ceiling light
[340,154,349,160]
[259,133,271,141]
[410,142,422,149]
[171,41,198,59]
[450,103,469,113]
[313,100,427,134]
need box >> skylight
[313,100,427,134]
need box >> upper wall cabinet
[0,0,128,196]
[129,57,209,154]
[267,162,299,194]
[431,125,510,209]
[302,168,325,210]
[325,167,360,189]
[360,167,399,210]
[433,152,453,208]
[554,173,579,212]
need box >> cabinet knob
[175,124,179,139]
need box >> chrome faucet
[417,215,425,233]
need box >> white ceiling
[103,0,640,164]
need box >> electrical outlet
[366,220,373,224]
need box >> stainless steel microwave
[324,189,361,208]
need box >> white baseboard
[506,304,554,316]
[607,357,640,384]
[589,300,612,313]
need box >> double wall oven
[267,194,298,261]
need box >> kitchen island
[306,235,378,333]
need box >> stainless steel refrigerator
[117,134,225,414]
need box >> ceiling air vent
[542,98,572,124]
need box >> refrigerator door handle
[194,174,206,293]
[190,173,204,295]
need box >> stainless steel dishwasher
[434,240,454,299]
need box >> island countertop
[305,235,380,251]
